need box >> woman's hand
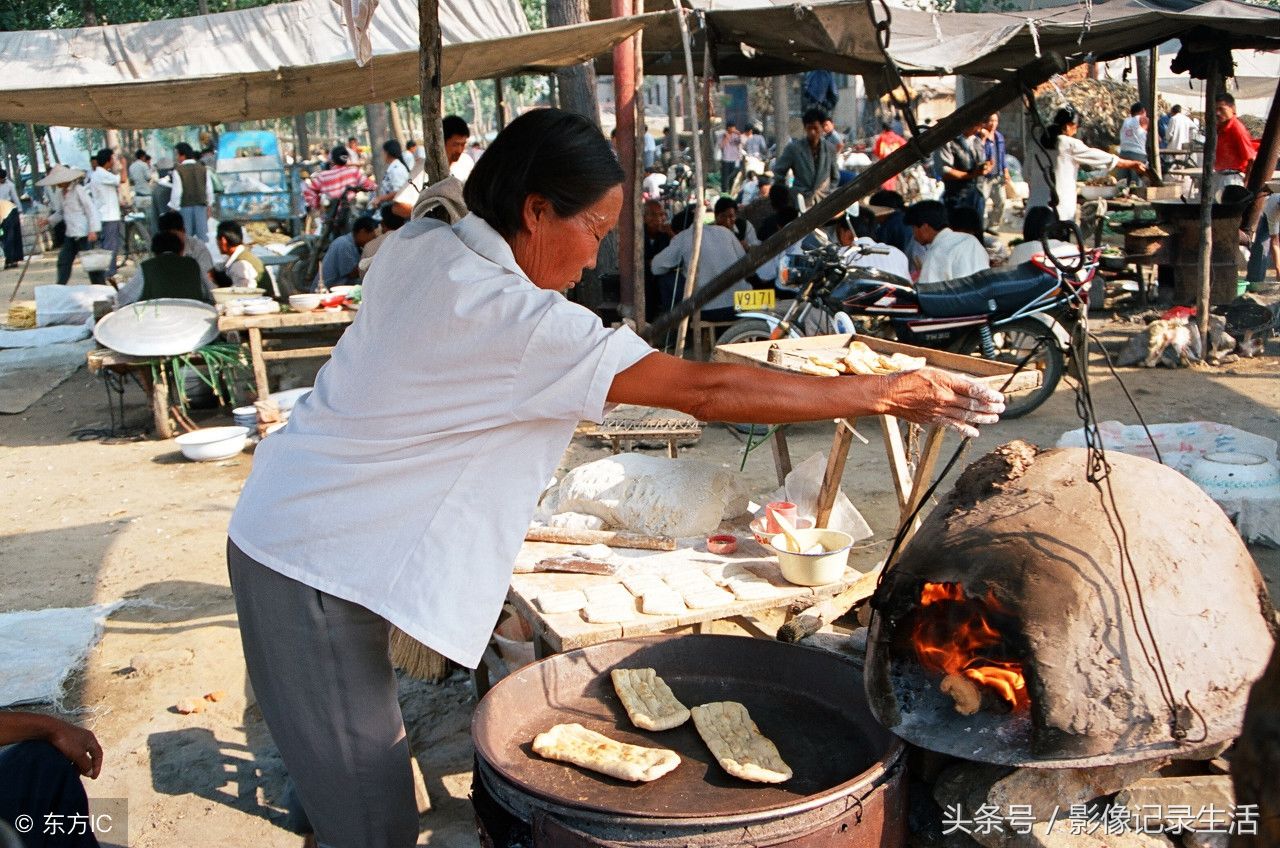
[47,720,103,779]
[877,368,1005,439]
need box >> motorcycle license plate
[733,289,775,312]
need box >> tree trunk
[419,0,448,184]
[467,80,488,141]
[546,0,600,126]
[772,75,790,148]
[25,124,42,185]
[388,101,407,146]
[197,0,210,14]
[364,103,390,184]
[293,114,310,164]
[2,125,23,196]
[81,0,98,26]
[44,128,60,165]
[495,78,508,131]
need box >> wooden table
[218,309,354,401]
[714,334,1040,559]
[86,348,199,438]
[475,536,883,695]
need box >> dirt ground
[2,251,1278,847]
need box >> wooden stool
[692,315,736,360]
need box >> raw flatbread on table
[532,723,681,782]
[724,577,781,601]
[681,587,735,609]
[690,701,793,784]
[640,589,686,616]
[582,601,636,623]
[535,589,587,614]
[621,573,667,596]
[584,583,634,606]
[610,667,691,731]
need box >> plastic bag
[760,452,873,542]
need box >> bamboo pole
[1196,61,1220,341]
[1146,47,1161,184]
[672,2,706,357]
[631,0,647,329]
[642,55,1067,345]
[666,75,680,162]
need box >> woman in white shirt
[225,109,1006,847]
[38,165,102,285]
[1026,106,1147,225]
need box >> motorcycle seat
[914,263,1059,318]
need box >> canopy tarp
[0,0,648,128]
[594,0,1280,79]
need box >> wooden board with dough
[713,333,1041,396]
[507,538,881,655]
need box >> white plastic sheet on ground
[0,602,122,707]
[1057,421,1279,547]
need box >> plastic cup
[764,501,798,535]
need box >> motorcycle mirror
[812,227,830,245]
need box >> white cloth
[642,172,667,197]
[0,603,123,707]
[1027,136,1119,223]
[1008,237,1077,267]
[918,227,989,284]
[381,158,409,196]
[223,245,259,288]
[48,184,101,238]
[1166,113,1195,153]
[89,166,121,223]
[848,236,910,281]
[650,224,750,312]
[0,180,19,205]
[168,160,215,210]
[401,151,415,171]
[1119,115,1147,156]
[449,153,474,183]
[227,214,655,667]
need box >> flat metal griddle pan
[471,634,900,820]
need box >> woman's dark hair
[769,185,794,213]
[379,203,407,231]
[802,108,828,126]
[382,139,403,159]
[1022,205,1059,243]
[1040,106,1078,150]
[151,231,184,255]
[463,108,624,239]
[869,189,905,211]
[0,168,7,181]
[330,145,351,166]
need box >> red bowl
[706,534,738,556]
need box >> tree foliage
[0,0,279,30]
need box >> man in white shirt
[1164,105,1195,167]
[128,150,157,235]
[642,167,667,199]
[651,207,751,320]
[373,140,410,207]
[907,200,990,284]
[345,137,364,166]
[444,115,473,183]
[89,148,123,280]
[840,208,911,281]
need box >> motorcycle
[720,225,1097,418]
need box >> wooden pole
[1196,61,1220,341]
[673,2,706,357]
[419,0,448,184]
[613,0,638,323]
[1146,47,1161,184]
[1240,76,1280,239]
[24,124,41,185]
[364,103,389,183]
[666,75,680,163]
[631,0,647,329]
[772,75,791,148]
[642,55,1067,345]
[293,114,309,164]
[388,100,407,146]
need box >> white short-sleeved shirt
[228,214,654,667]
[1263,194,1280,235]
[918,228,990,284]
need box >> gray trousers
[227,540,418,848]
[99,220,122,278]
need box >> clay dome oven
[865,442,1276,767]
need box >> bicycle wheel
[953,319,1064,418]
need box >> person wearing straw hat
[0,168,21,268]
[38,164,103,286]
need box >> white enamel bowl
[175,426,249,461]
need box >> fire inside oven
[899,581,1032,718]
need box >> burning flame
[912,581,1030,712]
